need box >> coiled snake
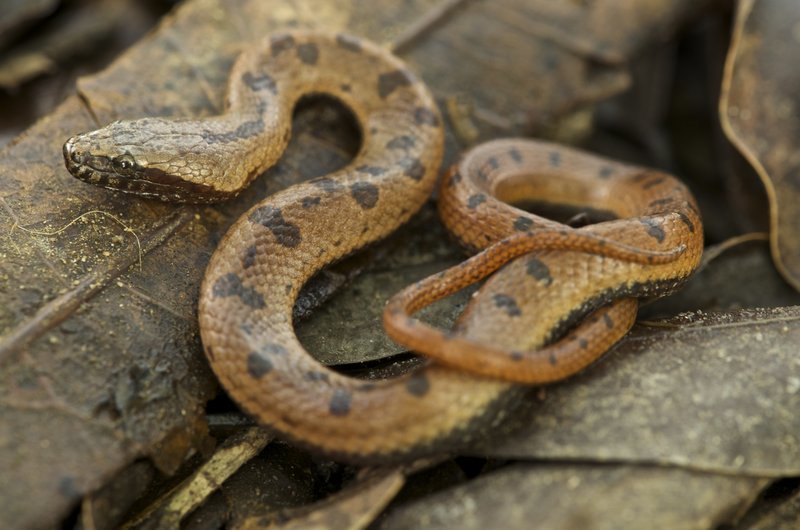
[63,31,703,462]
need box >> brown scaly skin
[62,32,703,463]
[390,138,703,383]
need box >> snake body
[63,32,703,463]
[385,139,703,382]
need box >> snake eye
[112,154,136,175]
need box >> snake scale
[63,31,703,463]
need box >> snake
[62,31,704,463]
[383,139,703,382]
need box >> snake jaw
[63,129,234,203]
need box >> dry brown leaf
[720,0,800,291]
[480,307,800,476]
[377,464,767,530]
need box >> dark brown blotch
[242,244,258,269]
[297,42,319,65]
[598,166,614,179]
[247,352,272,378]
[241,72,277,94]
[578,338,589,349]
[378,69,414,99]
[548,352,558,366]
[414,106,440,127]
[509,148,523,163]
[202,113,265,144]
[510,351,524,362]
[513,216,534,232]
[526,257,553,286]
[249,205,302,247]
[493,294,521,317]
[262,343,288,356]
[212,273,265,308]
[350,181,379,209]
[356,165,386,176]
[403,157,425,181]
[487,156,499,169]
[329,388,352,416]
[449,172,462,186]
[549,150,561,166]
[306,371,330,383]
[271,34,295,56]
[603,313,614,329]
[405,373,430,397]
[312,176,343,193]
[640,218,665,243]
[302,196,321,208]
[336,33,362,52]
[387,135,416,150]
[467,193,486,209]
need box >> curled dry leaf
[720,0,800,291]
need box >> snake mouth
[63,135,235,203]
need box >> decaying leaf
[377,464,767,530]
[479,306,800,476]
[720,0,800,291]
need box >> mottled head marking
[63,126,227,203]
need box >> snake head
[63,118,233,203]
